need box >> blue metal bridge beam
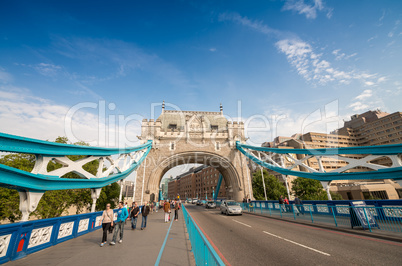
[214,173,223,201]
[0,132,152,221]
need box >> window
[215,142,221,151]
[170,141,175,151]
[397,189,402,199]
[168,124,177,131]
[363,190,388,200]
[211,125,218,132]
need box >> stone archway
[146,151,241,200]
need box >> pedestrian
[169,200,172,221]
[294,196,304,216]
[130,202,140,229]
[284,197,290,212]
[110,201,128,245]
[174,199,181,221]
[164,200,170,223]
[141,202,150,230]
[279,195,286,212]
[124,202,129,224]
[100,203,114,247]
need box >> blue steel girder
[236,141,402,182]
[214,173,223,200]
[0,132,152,192]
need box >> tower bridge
[134,103,252,203]
[0,105,402,265]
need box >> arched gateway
[133,104,253,203]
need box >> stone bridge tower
[133,103,253,203]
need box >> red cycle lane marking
[187,208,232,266]
[243,212,402,247]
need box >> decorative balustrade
[242,200,402,234]
[0,210,115,264]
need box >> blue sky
[0,0,401,148]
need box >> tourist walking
[110,201,128,245]
[294,196,304,215]
[100,203,114,247]
[174,199,181,221]
[279,195,286,212]
[130,202,140,230]
[141,202,150,230]
[164,200,171,223]
[284,197,290,212]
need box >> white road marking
[232,219,252,227]
[262,231,330,256]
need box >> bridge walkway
[7,209,195,266]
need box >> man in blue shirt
[110,201,128,245]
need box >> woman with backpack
[100,203,114,247]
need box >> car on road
[196,200,203,206]
[205,201,216,209]
[192,198,198,204]
[220,200,242,215]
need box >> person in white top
[100,203,114,247]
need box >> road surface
[185,204,402,266]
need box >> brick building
[167,165,227,200]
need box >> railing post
[362,207,372,232]
[331,206,338,227]
[292,205,296,220]
[204,240,206,265]
[309,206,314,223]
[280,205,282,218]
[269,204,272,216]
[260,204,262,214]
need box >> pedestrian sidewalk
[7,209,195,266]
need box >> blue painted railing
[182,205,225,266]
[241,200,402,234]
[0,210,121,264]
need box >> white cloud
[218,12,280,36]
[348,101,369,111]
[239,100,350,145]
[348,89,384,113]
[332,49,357,61]
[364,81,375,86]
[0,86,142,148]
[282,0,332,19]
[377,77,387,83]
[209,48,217,52]
[220,13,383,87]
[367,35,378,42]
[276,38,380,85]
[354,89,372,100]
[33,63,62,77]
